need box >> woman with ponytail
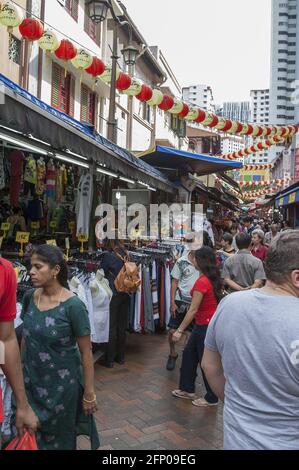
[172,247,223,407]
[17,245,100,450]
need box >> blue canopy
[139,145,243,176]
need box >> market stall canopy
[138,146,243,176]
[275,181,299,208]
[0,74,175,193]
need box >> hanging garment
[76,173,93,238]
[0,147,5,190]
[143,267,155,334]
[46,160,57,200]
[36,158,46,196]
[151,261,159,321]
[7,150,25,207]
[164,264,171,328]
[69,278,89,311]
[133,266,142,333]
[90,278,110,344]
[24,155,37,188]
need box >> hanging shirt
[24,156,37,185]
[90,278,110,343]
[36,159,46,196]
[76,173,93,238]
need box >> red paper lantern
[265,127,272,136]
[115,72,132,91]
[265,140,271,146]
[85,57,105,77]
[257,142,264,150]
[244,124,254,136]
[255,126,263,137]
[55,39,77,61]
[250,146,256,153]
[221,120,233,132]
[206,115,219,128]
[136,84,153,102]
[193,109,207,123]
[158,95,174,111]
[178,103,190,118]
[235,122,243,133]
[19,18,44,41]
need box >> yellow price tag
[16,232,30,244]
[1,223,10,232]
[77,234,88,243]
[31,221,40,230]
[46,240,57,247]
[50,221,57,229]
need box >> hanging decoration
[55,38,77,61]
[221,136,286,160]
[115,72,131,91]
[38,29,60,54]
[238,164,274,171]
[146,89,163,106]
[158,95,174,111]
[19,18,44,41]
[0,1,24,32]
[100,64,121,85]
[238,177,292,189]
[136,84,153,102]
[169,98,184,115]
[121,78,142,96]
[71,48,93,71]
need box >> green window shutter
[51,63,61,110]
[81,85,88,122]
[72,0,79,20]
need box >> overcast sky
[122,0,272,105]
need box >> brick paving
[78,332,223,450]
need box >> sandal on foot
[192,398,218,407]
[172,389,196,400]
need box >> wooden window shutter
[81,84,88,122]
[73,0,79,21]
[51,63,61,110]
[69,75,75,117]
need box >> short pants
[167,301,193,332]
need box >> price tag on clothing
[46,240,57,247]
[16,232,30,244]
[77,234,88,243]
[31,222,40,230]
[50,221,57,229]
[1,222,10,232]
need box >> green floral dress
[19,293,100,450]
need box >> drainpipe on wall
[126,64,135,151]
[37,0,45,99]
[23,0,32,90]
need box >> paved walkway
[79,332,223,450]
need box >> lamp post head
[121,43,139,67]
[86,0,110,23]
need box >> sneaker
[166,354,178,371]
[172,389,196,400]
[192,398,218,407]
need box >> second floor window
[51,62,75,116]
[81,84,98,126]
[65,0,79,21]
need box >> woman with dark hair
[172,247,222,407]
[100,237,130,367]
[17,245,100,450]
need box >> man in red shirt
[0,257,38,444]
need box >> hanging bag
[5,432,38,451]
[113,252,141,295]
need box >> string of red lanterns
[238,177,292,188]
[0,2,298,142]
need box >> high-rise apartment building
[269,0,299,161]
[221,101,250,123]
[247,89,270,164]
[182,84,215,113]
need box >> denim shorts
[167,301,193,332]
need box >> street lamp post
[86,0,138,144]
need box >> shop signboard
[289,192,296,204]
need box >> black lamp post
[86,0,139,143]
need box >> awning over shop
[275,182,299,208]
[139,145,243,176]
[0,74,174,193]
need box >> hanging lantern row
[234,163,274,172]
[238,177,292,188]
[221,137,286,161]
[0,2,298,139]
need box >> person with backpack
[101,238,140,368]
[171,247,223,407]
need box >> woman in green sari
[17,245,100,450]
